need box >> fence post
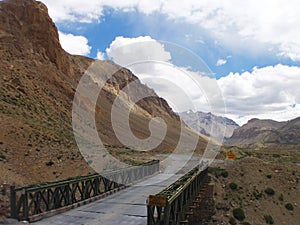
[10,186,17,218]
[147,205,156,225]
[65,184,70,206]
[23,188,29,220]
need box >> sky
[41,0,300,125]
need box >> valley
[0,0,299,224]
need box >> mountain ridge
[224,117,300,149]
[179,110,239,143]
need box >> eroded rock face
[107,66,179,120]
[0,0,70,74]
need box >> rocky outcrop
[106,66,179,120]
[0,0,71,74]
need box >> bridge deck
[34,155,202,225]
[35,173,181,225]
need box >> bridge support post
[10,186,17,219]
[22,188,29,220]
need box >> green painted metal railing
[147,164,209,225]
[10,160,159,221]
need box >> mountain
[179,110,239,142]
[224,117,300,148]
[0,0,209,187]
[266,117,300,144]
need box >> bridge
[9,156,212,225]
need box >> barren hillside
[225,117,300,150]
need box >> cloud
[216,59,227,66]
[42,0,300,62]
[133,63,223,113]
[58,31,91,56]
[278,42,300,61]
[96,51,105,60]
[106,36,171,65]
[218,64,300,125]
[170,1,300,61]
[41,0,104,23]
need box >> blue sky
[41,0,300,125]
[55,7,297,78]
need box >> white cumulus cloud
[96,51,105,60]
[218,64,300,125]
[41,0,104,23]
[42,0,300,62]
[216,59,227,66]
[58,32,91,56]
[106,36,171,65]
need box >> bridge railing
[147,164,209,225]
[10,160,159,221]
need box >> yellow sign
[148,195,167,207]
[226,152,236,160]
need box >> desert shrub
[229,182,238,190]
[266,174,272,179]
[242,222,251,225]
[221,170,229,178]
[208,168,227,178]
[45,160,54,166]
[264,215,274,224]
[265,187,275,196]
[278,193,284,201]
[285,203,294,211]
[0,153,6,161]
[253,190,263,200]
[233,208,245,221]
[229,217,237,225]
